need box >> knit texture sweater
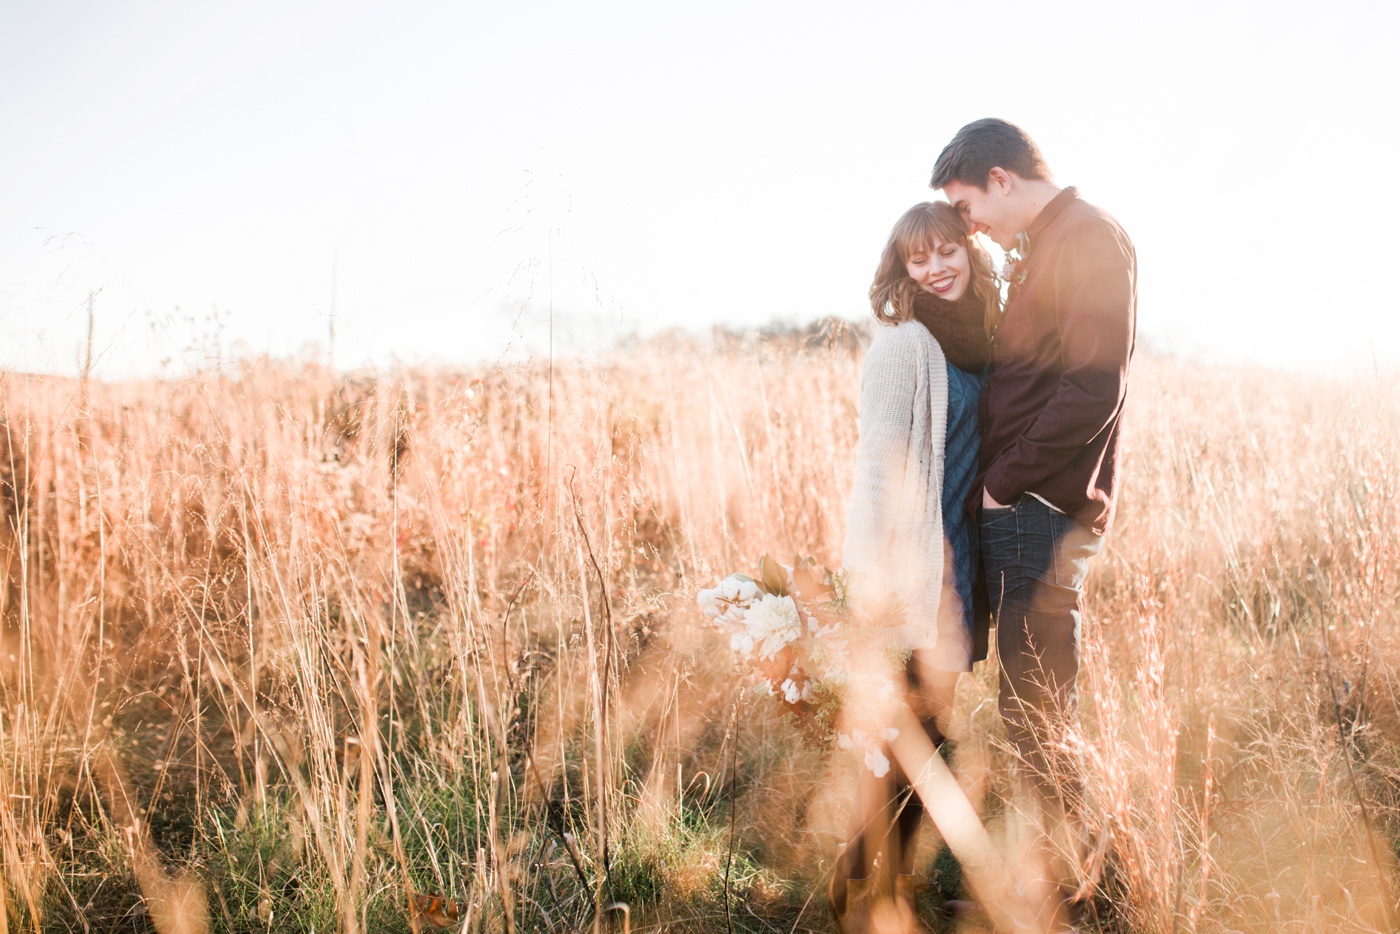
[843,321,969,665]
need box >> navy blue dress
[942,361,989,663]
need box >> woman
[832,201,999,929]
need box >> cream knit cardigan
[842,321,949,650]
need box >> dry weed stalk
[0,344,1395,932]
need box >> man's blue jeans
[980,494,1103,805]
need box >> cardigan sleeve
[843,323,951,650]
[843,327,917,579]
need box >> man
[933,118,1136,917]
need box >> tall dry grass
[0,331,1397,932]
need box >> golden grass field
[1,325,1398,932]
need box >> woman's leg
[836,753,900,896]
[892,654,960,876]
[835,654,959,907]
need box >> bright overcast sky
[2,0,1397,377]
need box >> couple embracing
[834,119,1137,932]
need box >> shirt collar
[1025,186,1079,245]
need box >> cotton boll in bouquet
[696,554,907,775]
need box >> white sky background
[2,0,1397,378]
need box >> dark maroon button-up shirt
[976,187,1136,535]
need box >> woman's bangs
[896,228,936,262]
[894,207,965,261]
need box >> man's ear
[987,167,1014,193]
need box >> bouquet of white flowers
[696,555,904,776]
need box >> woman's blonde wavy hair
[869,201,999,337]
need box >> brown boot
[866,883,920,934]
[831,875,927,934]
[829,874,874,932]
[891,875,929,933]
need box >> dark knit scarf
[910,287,993,373]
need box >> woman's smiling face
[904,237,971,302]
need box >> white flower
[744,594,802,660]
[696,588,723,617]
[700,575,766,642]
[702,575,759,613]
[717,575,760,604]
[865,747,892,778]
[730,631,756,656]
[805,625,850,683]
[781,678,802,704]
[839,728,899,776]
[716,608,747,630]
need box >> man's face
[942,174,1018,252]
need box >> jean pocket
[978,506,1016,546]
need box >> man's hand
[982,488,1008,509]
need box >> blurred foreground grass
[1,328,1398,932]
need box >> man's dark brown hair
[930,118,1053,191]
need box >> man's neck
[1015,180,1064,232]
